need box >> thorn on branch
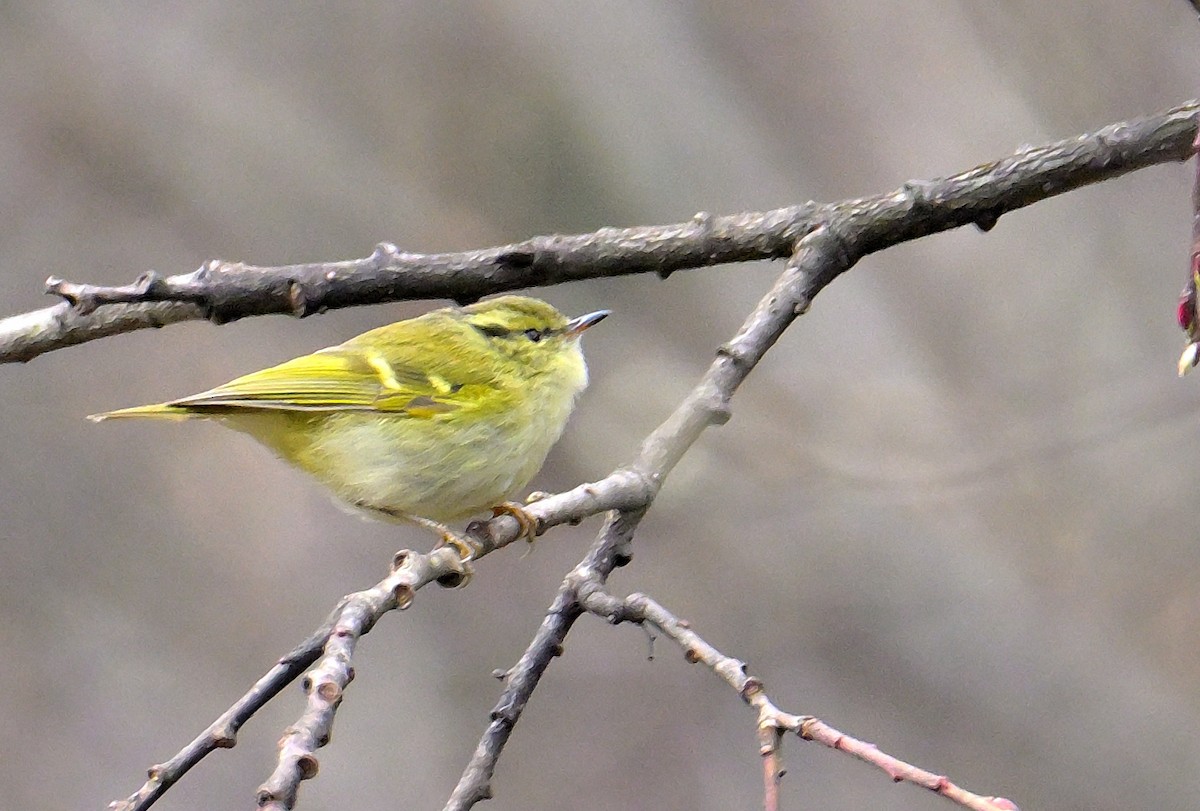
[642,625,657,661]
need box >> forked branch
[577,588,1019,811]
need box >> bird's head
[462,295,609,382]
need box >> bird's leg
[357,502,479,584]
[407,514,483,563]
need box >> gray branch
[6,101,1198,364]
[577,588,1017,811]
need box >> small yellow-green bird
[91,295,608,560]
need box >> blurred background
[2,2,1199,809]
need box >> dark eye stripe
[473,323,510,338]
[473,323,556,340]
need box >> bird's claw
[492,501,540,544]
[438,530,483,563]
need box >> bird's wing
[169,343,495,417]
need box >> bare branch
[0,300,202,364]
[761,722,784,811]
[5,101,1197,364]
[253,546,470,811]
[106,611,337,811]
[444,511,644,811]
[108,465,655,811]
[109,547,468,811]
[579,590,1019,811]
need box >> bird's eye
[524,328,543,342]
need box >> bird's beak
[566,309,610,336]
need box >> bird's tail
[88,403,196,422]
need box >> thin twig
[110,546,467,811]
[106,611,340,811]
[760,722,784,811]
[253,546,470,810]
[579,590,1020,811]
[444,510,644,811]
[3,101,1196,364]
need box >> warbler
[91,295,608,560]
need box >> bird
[91,295,609,564]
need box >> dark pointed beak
[566,309,610,336]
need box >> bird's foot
[436,529,484,564]
[399,513,479,586]
[430,530,478,587]
[492,501,541,546]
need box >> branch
[106,611,337,811]
[444,510,643,811]
[108,547,472,811]
[578,589,1020,811]
[5,100,1197,364]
